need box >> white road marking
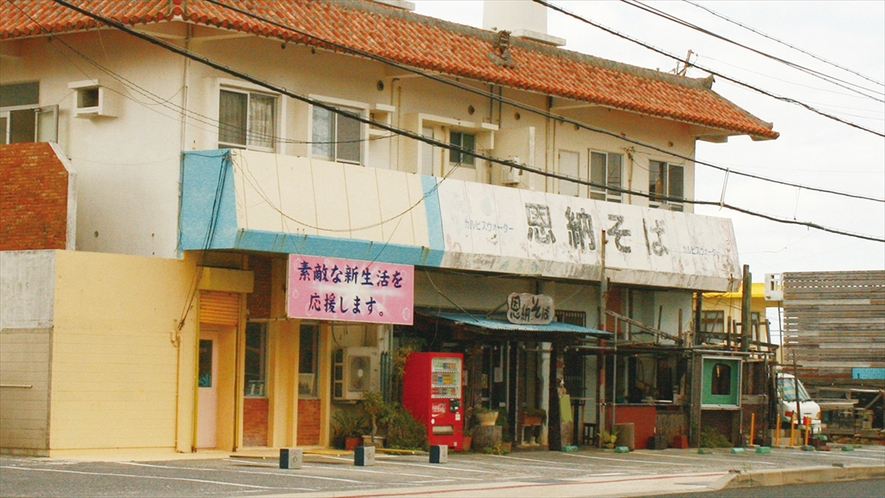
[562,453,697,466]
[117,460,363,483]
[0,466,286,489]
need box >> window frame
[217,85,279,152]
[449,130,477,168]
[298,323,320,398]
[309,95,368,166]
[589,150,624,203]
[0,82,57,144]
[244,322,268,398]
[648,160,685,211]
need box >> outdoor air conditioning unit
[501,156,523,185]
[764,273,783,301]
[333,347,380,401]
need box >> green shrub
[385,405,428,451]
[699,428,732,448]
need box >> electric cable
[619,0,884,102]
[682,0,885,89]
[534,0,885,138]
[14,1,884,205]
[198,0,884,203]
[39,0,885,243]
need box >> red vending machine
[402,352,464,450]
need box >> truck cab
[777,372,823,434]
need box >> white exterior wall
[652,290,694,340]
[1,33,186,258]
[1,21,699,259]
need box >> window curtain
[312,106,334,160]
[219,90,247,146]
[336,110,361,163]
[249,93,275,149]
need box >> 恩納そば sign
[286,256,414,325]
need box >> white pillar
[540,342,551,445]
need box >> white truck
[777,372,822,434]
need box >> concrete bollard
[429,445,448,464]
[355,445,375,466]
[280,448,303,469]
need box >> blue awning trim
[421,311,613,336]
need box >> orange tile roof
[1,0,778,140]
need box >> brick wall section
[297,399,321,445]
[0,143,69,250]
[247,256,272,319]
[243,397,268,447]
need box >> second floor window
[649,160,685,211]
[218,88,276,151]
[1,82,57,144]
[589,151,623,202]
[449,131,476,167]
[312,106,362,164]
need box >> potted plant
[361,391,392,447]
[462,428,473,452]
[473,405,499,426]
[521,407,546,426]
[600,429,618,449]
[332,409,368,451]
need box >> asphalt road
[1,446,883,498]
[665,479,885,498]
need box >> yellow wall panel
[48,251,195,452]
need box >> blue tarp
[423,311,612,336]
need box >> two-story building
[1,0,778,456]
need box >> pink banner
[287,255,414,325]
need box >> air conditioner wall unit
[502,163,523,185]
[764,273,783,301]
[333,347,381,401]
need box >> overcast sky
[411,0,885,282]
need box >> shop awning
[419,311,613,337]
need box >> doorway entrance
[197,331,219,448]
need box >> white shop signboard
[434,179,741,290]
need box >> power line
[14,0,883,204]
[44,0,885,243]
[620,0,884,103]
[534,0,885,138]
[683,0,885,89]
[197,0,884,204]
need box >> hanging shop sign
[287,255,414,325]
[507,293,554,325]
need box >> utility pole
[741,264,752,352]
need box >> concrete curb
[723,465,885,489]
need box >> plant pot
[476,411,499,427]
[462,435,472,452]
[362,435,385,448]
[522,416,542,426]
[345,437,361,451]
